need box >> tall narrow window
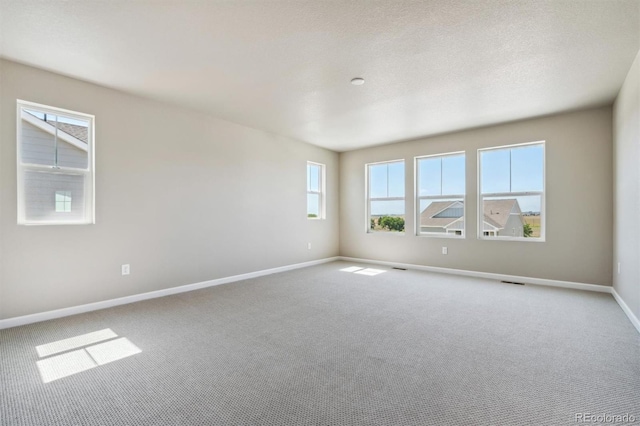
[17,100,95,225]
[416,152,465,237]
[478,142,544,240]
[367,160,405,233]
[307,161,325,219]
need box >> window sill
[366,231,405,236]
[478,236,545,242]
[417,233,465,239]
[19,221,95,226]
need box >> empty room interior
[1,1,639,425]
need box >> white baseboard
[0,256,339,330]
[339,256,640,335]
[339,256,612,293]
[611,288,640,334]
[4,255,637,336]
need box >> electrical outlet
[121,264,130,276]
[618,262,621,274]
[442,247,448,255]
[307,243,312,250]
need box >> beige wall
[0,57,625,321]
[340,107,613,286]
[613,50,640,320]
[0,59,339,320]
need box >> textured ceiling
[1,1,638,151]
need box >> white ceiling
[1,1,638,151]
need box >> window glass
[18,101,94,225]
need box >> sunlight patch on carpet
[35,331,141,383]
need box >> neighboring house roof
[420,199,523,230]
[483,199,521,229]
[23,110,88,145]
[54,121,88,144]
[420,201,462,228]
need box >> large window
[367,160,405,233]
[416,152,465,237]
[17,100,95,225]
[478,142,544,240]
[307,161,325,219]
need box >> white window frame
[307,161,326,220]
[365,159,405,234]
[17,100,95,225]
[415,151,466,239]
[477,141,545,242]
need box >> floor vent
[392,267,407,271]
[501,280,525,285]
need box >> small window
[55,191,72,213]
[17,100,95,225]
[416,152,465,237]
[478,142,544,240]
[307,162,325,219]
[366,160,405,233]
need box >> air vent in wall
[501,280,525,285]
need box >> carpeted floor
[1,261,639,425]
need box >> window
[17,100,95,225]
[366,160,405,233]
[55,191,72,213]
[416,152,465,237]
[478,142,544,240]
[307,162,325,219]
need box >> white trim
[611,287,640,334]
[417,232,463,239]
[366,158,405,166]
[18,99,96,120]
[370,197,404,202]
[478,140,545,151]
[338,257,638,334]
[414,150,466,161]
[482,191,543,198]
[338,256,611,293]
[0,257,339,330]
[3,256,637,336]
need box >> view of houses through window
[367,160,405,233]
[479,142,544,239]
[367,142,544,240]
[416,152,465,237]
[17,101,94,225]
